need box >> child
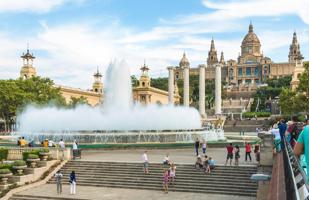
[162,169,169,194]
[169,163,176,185]
[235,145,240,166]
[201,140,207,155]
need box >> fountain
[16,59,224,143]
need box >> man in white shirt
[142,151,149,174]
[58,139,65,160]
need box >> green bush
[13,160,26,166]
[0,163,13,171]
[23,150,40,161]
[0,148,8,161]
[27,154,39,159]
[0,168,11,174]
[243,112,271,118]
[40,148,49,153]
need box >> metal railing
[283,138,309,200]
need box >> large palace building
[174,23,305,98]
[19,50,180,106]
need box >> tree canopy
[279,62,309,115]
[0,77,67,131]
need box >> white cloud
[0,0,74,13]
[202,0,309,25]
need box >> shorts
[143,162,148,168]
[227,153,233,159]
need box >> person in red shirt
[245,142,252,162]
[225,143,234,166]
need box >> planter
[0,173,12,185]
[40,152,51,161]
[39,152,51,161]
[27,158,40,168]
[13,165,27,175]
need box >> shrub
[13,160,26,166]
[0,168,11,174]
[40,148,49,153]
[27,154,39,159]
[0,163,13,171]
[0,148,8,161]
[23,150,40,161]
[243,112,271,118]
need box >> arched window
[142,82,145,87]
[94,88,98,92]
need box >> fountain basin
[16,128,225,144]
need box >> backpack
[291,122,303,140]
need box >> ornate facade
[174,23,305,98]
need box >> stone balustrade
[6,147,71,161]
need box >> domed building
[174,22,305,98]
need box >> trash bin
[72,149,82,159]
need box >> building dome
[240,22,261,58]
[179,52,190,67]
[242,24,260,45]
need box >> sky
[0,0,308,89]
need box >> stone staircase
[45,160,258,197]
[10,194,87,200]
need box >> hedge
[22,150,40,161]
[243,112,271,118]
[0,148,8,161]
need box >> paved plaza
[80,147,258,165]
[18,184,255,200]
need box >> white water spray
[17,59,202,132]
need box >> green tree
[279,62,309,115]
[68,96,89,108]
[131,75,139,87]
[0,77,65,131]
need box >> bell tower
[92,67,103,93]
[207,38,218,67]
[20,46,36,79]
[288,32,303,63]
[139,62,150,88]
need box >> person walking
[194,138,200,156]
[201,140,207,155]
[235,145,240,166]
[271,124,281,152]
[59,139,65,160]
[225,143,234,166]
[55,170,63,195]
[142,151,149,174]
[278,119,287,149]
[72,140,78,160]
[245,142,252,162]
[69,171,76,195]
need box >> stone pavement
[18,184,256,200]
[80,147,258,166]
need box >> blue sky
[0,0,308,89]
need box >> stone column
[215,64,222,115]
[167,67,175,104]
[183,66,190,107]
[199,65,206,117]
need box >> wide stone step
[57,171,254,180]
[49,176,256,188]
[55,173,254,183]
[10,194,88,200]
[47,182,256,197]
[60,166,257,174]
[65,161,258,170]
